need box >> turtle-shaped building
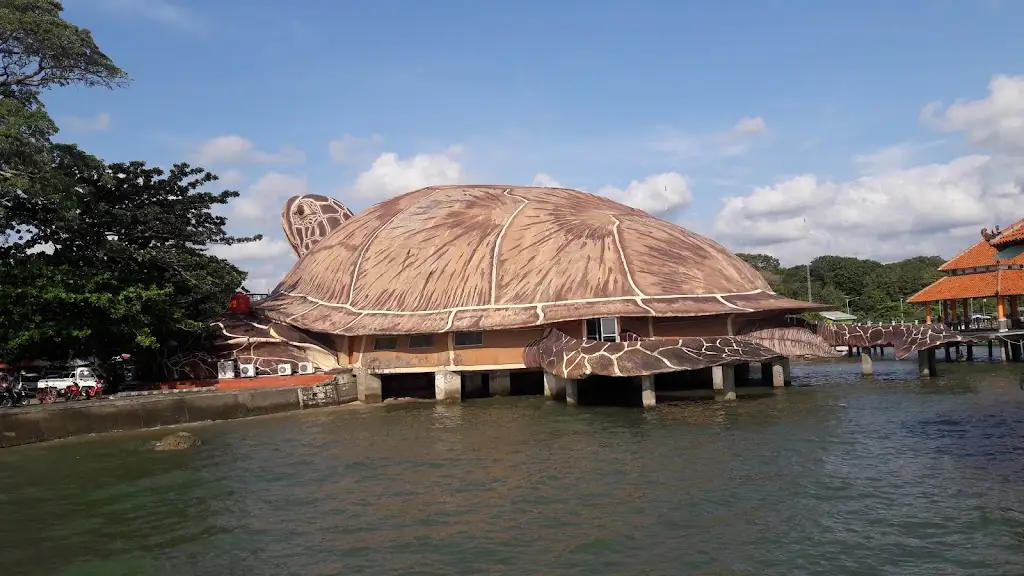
[223,185,845,405]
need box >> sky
[48,0,1024,292]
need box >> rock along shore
[0,377,356,449]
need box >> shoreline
[0,378,357,449]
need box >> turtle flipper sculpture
[524,328,785,380]
[281,194,355,257]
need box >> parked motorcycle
[0,374,28,408]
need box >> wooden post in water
[918,349,938,377]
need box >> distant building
[909,218,1024,331]
[819,310,858,324]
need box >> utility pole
[806,264,812,302]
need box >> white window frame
[585,317,620,342]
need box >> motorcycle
[0,374,28,408]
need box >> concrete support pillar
[1013,341,1023,363]
[640,375,656,407]
[780,358,792,385]
[944,345,952,362]
[543,372,568,401]
[711,365,736,400]
[861,351,873,376]
[434,369,462,404]
[565,378,578,405]
[761,361,773,383]
[966,344,974,362]
[988,340,994,358]
[489,370,511,396]
[918,349,937,378]
[771,360,786,388]
[355,369,382,404]
[999,340,1009,363]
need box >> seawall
[0,376,357,449]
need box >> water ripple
[1,359,1024,575]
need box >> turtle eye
[295,204,306,216]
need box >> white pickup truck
[36,367,101,399]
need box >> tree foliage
[738,252,948,322]
[0,2,257,376]
[0,147,261,365]
[0,0,128,91]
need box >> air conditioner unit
[277,364,292,376]
[239,364,256,378]
[296,362,314,375]
[217,360,236,379]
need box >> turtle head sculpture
[281,194,355,257]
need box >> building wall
[652,316,731,337]
[344,315,735,374]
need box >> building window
[453,331,483,347]
[408,334,434,348]
[586,317,619,342]
[373,336,398,351]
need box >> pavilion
[908,218,1024,332]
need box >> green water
[2,359,1024,575]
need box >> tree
[0,0,128,91]
[0,146,261,370]
[736,252,781,273]
[737,251,946,322]
[0,0,128,241]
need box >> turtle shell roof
[256,185,828,335]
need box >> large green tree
[740,252,947,322]
[0,1,260,378]
[1,0,128,247]
[0,146,261,365]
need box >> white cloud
[598,173,693,214]
[350,148,465,200]
[529,172,692,214]
[328,134,382,164]
[731,116,768,136]
[215,169,246,190]
[531,173,563,188]
[61,112,110,133]
[852,143,915,175]
[208,238,292,261]
[192,135,305,166]
[921,74,1024,153]
[232,172,309,220]
[713,154,1022,264]
[651,116,769,159]
[714,74,1024,265]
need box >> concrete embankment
[0,376,357,449]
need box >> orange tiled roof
[989,218,1024,249]
[907,269,1024,302]
[939,238,1024,270]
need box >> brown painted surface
[524,329,784,379]
[817,322,973,359]
[258,185,829,335]
[451,328,544,367]
[281,194,355,257]
[161,314,340,380]
[653,316,731,337]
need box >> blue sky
[49,0,1024,289]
